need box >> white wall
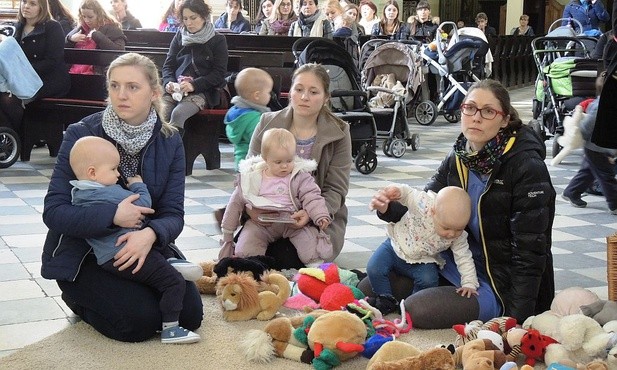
[505,0,523,35]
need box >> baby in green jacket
[224,68,273,170]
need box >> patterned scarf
[453,128,513,175]
[181,22,215,46]
[102,106,157,177]
[270,19,294,35]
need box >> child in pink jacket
[220,128,332,264]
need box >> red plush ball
[320,283,355,311]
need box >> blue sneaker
[167,258,203,281]
[161,326,200,344]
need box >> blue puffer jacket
[562,0,609,31]
[41,111,186,282]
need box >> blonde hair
[269,0,296,21]
[106,53,176,137]
[434,186,471,228]
[69,136,119,180]
[234,68,273,101]
[78,0,120,28]
[261,128,296,159]
[323,0,343,16]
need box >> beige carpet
[1,294,460,370]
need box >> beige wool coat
[248,106,351,259]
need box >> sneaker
[161,325,200,344]
[366,294,399,316]
[167,258,203,281]
[562,193,587,208]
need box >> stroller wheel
[0,127,20,169]
[389,138,406,158]
[355,146,377,174]
[382,139,393,157]
[552,134,563,158]
[415,101,437,126]
[410,134,420,151]
[444,110,461,123]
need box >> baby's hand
[382,185,401,200]
[456,287,478,298]
[317,218,330,230]
[127,175,143,186]
[369,186,401,213]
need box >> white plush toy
[551,104,586,166]
[523,313,617,365]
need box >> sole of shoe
[167,259,204,281]
[161,334,201,344]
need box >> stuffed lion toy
[216,271,290,321]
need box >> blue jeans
[367,238,439,296]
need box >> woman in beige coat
[247,63,351,268]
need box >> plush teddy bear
[452,338,508,370]
[195,256,278,294]
[453,317,517,349]
[524,313,617,366]
[242,310,367,369]
[580,300,617,326]
[366,341,455,370]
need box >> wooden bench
[22,48,241,177]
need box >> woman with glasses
[511,14,534,36]
[359,79,555,328]
[260,0,297,35]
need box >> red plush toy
[520,328,559,366]
[296,263,340,303]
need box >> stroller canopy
[362,42,424,96]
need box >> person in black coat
[0,0,70,132]
[48,0,76,36]
[162,0,228,134]
[475,12,496,37]
[214,0,251,33]
[359,80,555,328]
[592,0,617,148]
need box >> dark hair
[464,79,522,130]
[475,12,488,22]
[179,0,212,20]
[48,0,76,25]
[255,0,273,25]
[416,0,430,10]
[226,0,243,10]
[379,0,401,29]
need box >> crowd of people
[0,0,615,352]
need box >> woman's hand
[290,209,309,229]
[179,81,194,94]
[71,31,87,43]
[165,82,176,94]
[113,194,155,229]
[113,227,157,273]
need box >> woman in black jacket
[360,80,555,328]
[0,0,70,132]
[162,0,228,135]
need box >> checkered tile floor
[0,86,614,357]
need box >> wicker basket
[608,233,617,301]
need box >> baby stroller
[0,23,21,169]
[530,18,600,157]
[417,23,491,126]
[359,38,421,158]
[293,37,379,174]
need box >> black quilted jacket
[424,125,555,323]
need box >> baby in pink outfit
[220,128,332,264]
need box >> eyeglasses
[460,104,506,120]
